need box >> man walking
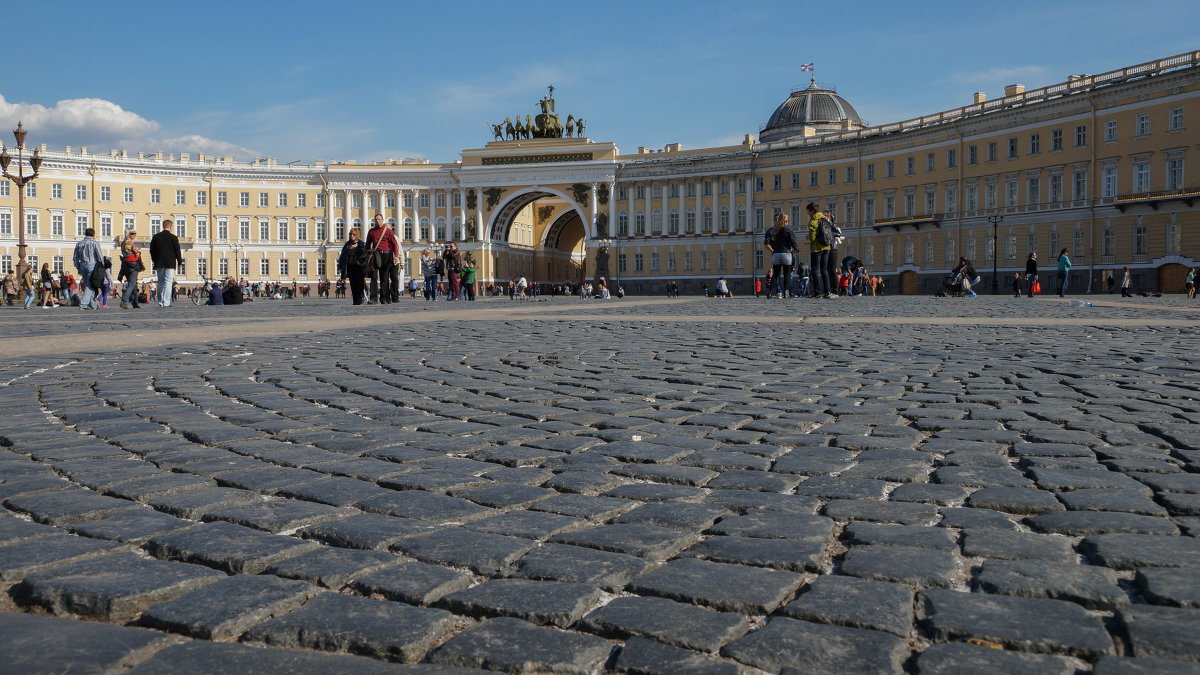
[364,215,399,304]
[807,203,833,299]
[442,241,462,300]
[150,219,182,307]
[72,227,104,310]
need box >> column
[677,179,685,236]
[377,189,385,224]
[728,176,736,232]
[627,182,634,237]
[457,189,467,241]
[342,190,351,235]
[608,181,617,237]
[474,189,483,242]
[360,189,369,224]
[694,179,702,235]
[590,183,598,239]
[394,190,404,241]
[660,181,668,237]
[711,178,719,235]
[324,187,333,242]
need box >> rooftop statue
[492,85,581,139]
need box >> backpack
[815,217,835,246]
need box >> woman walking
[119,231,142,309]
[765,212,800,298]
[1024,252,1038,298]
[1186,268,1196,299]
[1057,248,1071,297]
[337,228,367,305]
[1120,266,1133,298]
[39,263,61,308]
[420,249,438,301]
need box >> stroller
[937,263,977,297]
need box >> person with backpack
[764,212,800,298]
[806,202,834,299]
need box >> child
[1012,272,1022,297]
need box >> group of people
[336,215,480,305]
[761,202,876,299]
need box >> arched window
[719,207,730,232]
[435,218,447,241]
[335,218,345,240]
[702,208,713,233]
[452,217,462,240]
[685,210,696,234]
[420,217,430,241]
[651,210,662,235]
[668,209,679,235]
[618,212,628,236]
[403,218,414,241]
[635,212,645,236]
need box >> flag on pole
[800,62,814,72]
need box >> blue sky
[1,0,1197,163]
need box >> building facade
[2,51,1198,294]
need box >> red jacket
[365,225,399,254]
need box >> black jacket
[764,227,799,253]
[149,230,182,269]
[338,240,367,277]
[1025,257,1038,275]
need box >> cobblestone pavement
[1,296,1199,673]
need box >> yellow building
[2,50,1197,295]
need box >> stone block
[138,573,316,639]
[780,574,914,637]
[391,527,534,574]
[0,611,171,674]
[916,642,1078,675]
[350,560,473,605]
[507,543,651,591]
[976,558,1128,610]
[614,636,739,675]
[145,521,318,573]
[550,524,697,560]
[721,617,907,674]
[438,578,604,627]
[582,595,749,652]
[627,557,804,615]
[428,617,612,673]
[1119,605,1200,661]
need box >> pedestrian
[762,271,773,299]
[461,257,476,301]
[337,227,367,305]
[754,277,762,298]
[1024,252,1038,298]
[1012,272,1022,297]
[72,227,105,311]
[420,249,438,301]
[20,264,36,309]
[118,231,143,309]
[442,241,462,300]
[39,263,60,308]
[1107,272,1116,294]
[1057,248,1071,297]
[516,275,529,299]
[1120,266,1133,298]
[98,259,113,307]
[149,219,182,307]
[716,277,732,298]
[2,272,17,305]
[796,261,810,298]
[765,212,800,298]
[1186,268,1196,299]
[365,215,400,304]
[806,203,834,299]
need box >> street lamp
[0,122,43,279]
[596,237,616,290]
[228,242,243,280]
[987,209,1004,295]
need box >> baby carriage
[937,264,977,297]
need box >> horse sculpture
[564,114,575,137]
[491,123,503,141]
[504,118,516,141]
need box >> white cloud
[153,134,259,159]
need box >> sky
[1,0,1197,164]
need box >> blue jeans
[23,288,34,308]
[122,270,139,305]
[1025,273,1037,297]
[157,267,176,306]
[78,264,98,309]
[1058,271,1069,297]
[423,275,438,300]
[810,250,830,296]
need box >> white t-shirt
[516,277,528,288]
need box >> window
[419,192,429,208]
[297,220,307,241]
[925,237,934,263]
[986,142,996,162]
[100,186,110,202]
[1167,157,1184,190]
[451,192,459,207]
[985,183,997,210]
[196,218,206,240]
[754,177,764,192]
[717,251,726,270]
[279,258,289,276]
[945,236,955,263]
[1,256,10,274]
[1135,114,1149,137]
[238,219,249,239]
[1167,219,1182,253]
[701,252,709,270]
[52,183,62,199]
[149,216,161,234]
[1028,177,1041,206]
[150,188,161,204]
[317,258,326,277]
[1029,134,1041,154]
[884,239,894,265]
[650,210,662,235]
[634,254,643,272]
[218,191,227,206]
[904,192,915,216]
[240,258,250,276]
[967,146,977,165]
[278,220,289,240]
[75,214,88,236]
[1008,138,1018,159]
[436,192,446,208]
[1133,161,1150,192]
[1102,166,1118,198]
[617,254,626,272]
[27,255,37,271]
[618,212,628,236]
[906,157,915,175]
[985,237,994,262]
[24,213,37,235]
[1007,235,1017,260]
[316,193,325,208]
[1051,129,1063,151]
[123,215,134,234]
[667,253,676,271]
[297,193,307,208]
[650,253,660,272]
[886,160,895,178]
[1027,232,1037,256]
[846,166,855,183]
[1104,120,1117,142]
[668,210,679,234]
[808,171,817,188]
[1072,170,1087,201]
[316,219,326,241]
[1134,225,1147,255]
[239,192,250,207]
[259,193,269,208]
[772,175,781,191]
[278,193,287,207]
[792,173,801,189]
[946,148,956,169]
[53,256,64,273]
[1006,180,1018,207]
[217,219,229,240]
[259,220,270,240]
[719,208,729,232]
[754,207,764,230]
[754,249,763,270]
[903,236,913,264]
[196,191,206,206]
[25,182,36,198]
[866,164,875,181]
[261,258,270,275]
[1102,227,1115,257]
[1049,174,1062,203]
[51,213,64,236]
[1074,125,1087,148]
[0,213,9,235]
[845,200,855,224]
[736,207,746,230]
[737,178,747,193]
[1169,106,1184,131]
[76,185,87,201]
[298,258,308,277]
[635,185,644,200]
[966,185,978,211]
[175,189,186,205]
[198,258,208,277]
[702,208,713,233]
[827,169,836,186]
[634,212,645,236]
[884,195,896,218]
[683,252,693,270]
[864,197,875,224]
[0,182,7,197]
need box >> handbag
[1032,279,1041,294]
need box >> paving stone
[682,535,828,572]
[463,509,587,540]
[704,469,801,492]
[429,617,612,673]
[65,507,193,543]
[145,521,318,573]
[507,543,651,591]
[933,466,1034,488]
[966,487,1064,515]
[939,507,1017,530]
[4,488,139,525]
[263,546,399,588]
[391,527,534,574]
[1119,604,1200,661]
[916,642,1079,675]
[243,591,457,663]
[0,517,60,544]
[1137,567,1200,607]
[1031,467,1152,494]
[1057,488,1168,516]
[627,557,804,614]
[705,511,833,540]
[976,558,1128,609]
[613,636,739,675]
[918,588,1114,658]
[202,498,354,533]
[1093,655,1200,675]
[1081,533,1200,569]
[582,594,749,652]
[13,551,223,622]
[614,501,728,533]
[295,512,435,550]
[794,476,888,500]
[550,523,697,559]
[888,482,969,505]
[138,573,316,638]
[0,533,126,582]
[212,466,325,492]
[841,544,958,588]
[357,489,495,523]
[146,486,260,518]
[843,522,958,550]
[961,529,1076,561]
[1135,472,1200,494]
[1029,511,1179,536]
[275,475,391,506]
[721,617,907,674]
[438,577,603,627]
[126,639,406,674]
[1160,493,1200,516]
[542,470,627,494]
[779,575,913,637]
[603,482,708,502]
[0,611,172,674]
[530,493,635,520]
[350,560,473,605]
[823,499,939,525]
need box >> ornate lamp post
[0,122,43,279]
[596,237,616,289]
[228,242,243,281]
[987,209,1004,295]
